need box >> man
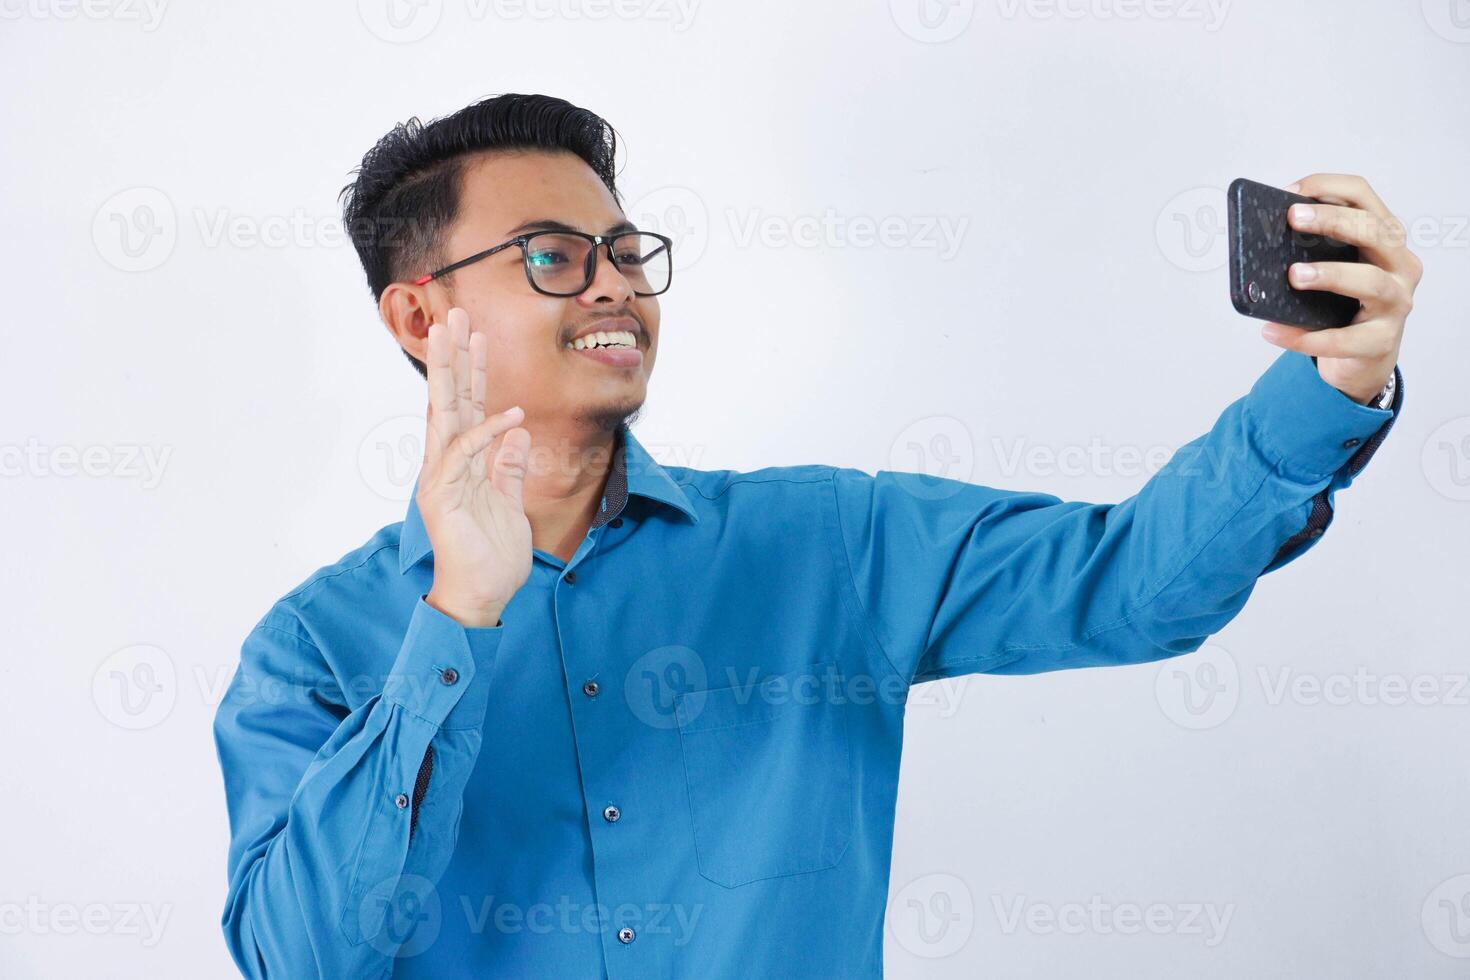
[212,93,1417,978]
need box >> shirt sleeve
[213,596,503,978]
[831,350,1403,685]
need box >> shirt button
[565,570,578,585]
[618,927,635,944]
[395,793,409,809]
[1343,437,1361,449]
[603,804,621,823]
[610,518,623,528]
[441,667,459,686]
[583,680,600,698]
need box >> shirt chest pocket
[673,661,853,889]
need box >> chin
[576,400,644,434]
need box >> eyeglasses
[413,229,674,297]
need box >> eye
[528,248,570,268]
[614,249,646,266]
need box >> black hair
[339,93,622,377]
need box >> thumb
[490,426,531,508]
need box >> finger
[1261,319,1399,360]
[467,331,490,484]
[448,308,473,432]
[425,321,459,465]
[456,405,526,464]
[1288,202,1404,254]
[1288,173,1390,218]
[1288,202,1415,275]
[490,425,532,510]
[1288,261,1410,314]
[468,331,488,429]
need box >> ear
[379,281,436,364]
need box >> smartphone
[1227,177,1361,329]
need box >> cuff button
[1343,437,1362,449]
[441,667,459,686]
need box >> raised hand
[1260,173,1422,404]
[419,307,533,627]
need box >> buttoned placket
[535,464,647,970]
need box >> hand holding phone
[1227,177,1361,329]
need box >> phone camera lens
[1246,280,1264,303]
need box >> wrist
[425,587,507,628]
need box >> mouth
[563,317,645,368]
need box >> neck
[519,418,621,563]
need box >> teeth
[567,330,637,351]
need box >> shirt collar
[398,424,699,574]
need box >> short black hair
[339,93,622,378]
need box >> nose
[577,241,635,306]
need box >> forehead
[452,149,625,239]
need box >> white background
[3,1,1469,976]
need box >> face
[381,150,660,435]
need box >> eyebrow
[506,217,640,237]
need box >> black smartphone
[1227,177,1361,329]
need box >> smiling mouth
[564,329,638,351]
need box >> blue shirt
[214,350,1401,978]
